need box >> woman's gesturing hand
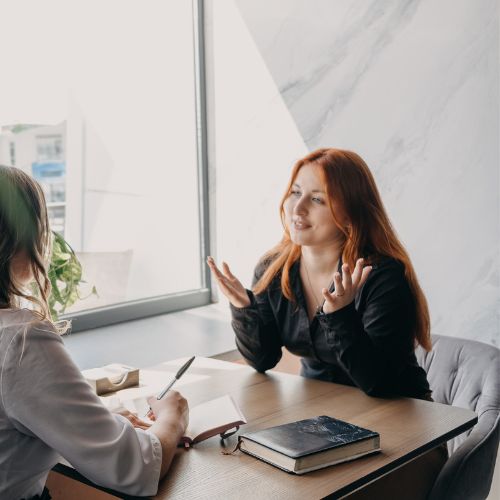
[322,258,372,314]
[206,256,251,308]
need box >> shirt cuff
[142,430,162,494]
[229,291,261,328]
[149,431,162,483]
[317,302,362,341]
[229,289,256,312]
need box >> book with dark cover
[239,415,380,474]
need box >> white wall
[209,0,499,345]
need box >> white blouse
[0,309,162,499]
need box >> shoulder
[6,308,59,334]
[0,311,69,403]
[0,309,62,359]
[254,257,271,279]
[362,256,409,296]
[253,253,280,282]
[369,256,405,277]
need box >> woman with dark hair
[0,166,189,499]
[208,148,446,499]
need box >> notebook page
[185,394,246,441]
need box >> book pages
[185,395,246,442]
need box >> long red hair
[253,148,431,351]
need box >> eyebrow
[292,183,325,193]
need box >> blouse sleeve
[317,260,417,396]
[230,262,283,372]
[0,321,162,497]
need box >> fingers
[333,272,344,296]
[322,288,336,307]
[214,274,237,298]
[321,259,372,314]
[321,287,338,314]
[206,256,225,280]
[145,398,157,420]
[130,415,152,430]
[117,408,152,429]
[148,390,189,426]
[207,256,234,287]
[208,257,238,284]
[207,256,250,307]
[341,263,352,292]
[207,256,237,295]
[351,258,365,287]
[222,261,236,280]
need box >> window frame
[63,0,212,332]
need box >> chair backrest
[415,334,500,500]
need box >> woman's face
[283,163,346,248]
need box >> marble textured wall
[210,0,499,345]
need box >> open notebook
[103,393,246,447]
[179,394,246,446]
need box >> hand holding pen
[146,356,195,419]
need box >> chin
[290,233,311,246]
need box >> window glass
[0,0,202,313]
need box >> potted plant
[48,231,97,320]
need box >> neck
[300,244,341,274]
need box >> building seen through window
[0,124,66,235]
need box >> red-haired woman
[208,148,446,499]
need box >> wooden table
[51,357,477,499]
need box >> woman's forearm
[148,419,184,478]
[231,299,282,372]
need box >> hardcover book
[239,415,380,474]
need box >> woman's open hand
[206,256,251,308]
[321,258,372,314]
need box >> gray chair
[415,334,500,500]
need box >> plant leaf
[48,231,98,317]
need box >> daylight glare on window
[0,0,202,314]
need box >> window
[0,0,210,330]
[36,135,63,162]
[33,133,66,234]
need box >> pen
[156,356,195,400]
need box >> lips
[292,220,311,230]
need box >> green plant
[48,231,97,320]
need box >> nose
[293,195,308,215]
